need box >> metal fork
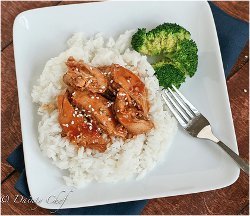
[162,85,249,175]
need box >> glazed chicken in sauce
[63,57,108,93]
[58,56,154,152]
[57,92,108,152]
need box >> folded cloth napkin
[7,2,249,215]
[209,2,249,77]
[7,146,147,215]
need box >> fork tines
[162,85,200,127]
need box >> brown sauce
[58,57,154,153]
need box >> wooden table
[1,1,249,215]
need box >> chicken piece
[72,90,128,138]
[114,88,153,135]
[98,66,120,90]
[63,57,108,93]
[99,64,149,115]
[97,66,120,100]
[57,92,108,152]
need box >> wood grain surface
[1,44,21,181]
[1,1,60,49]
[229,42,249,79]
[213,1,249,23]
[1,1,249,215]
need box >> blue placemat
[6,2,249,215]
[209,2,249,76]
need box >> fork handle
[216,141,249,175]
[197,125,249,175]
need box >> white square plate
[13,1,239,209]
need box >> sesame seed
[110,80,113,83]
[119,92,126,96]
[89,126,93,130]
[108,118,112,121]
[117,110,119,113]
[75,107,78,110]
[96,96,99,99]
[71,121,74,124]
[92,108,95,112]
[91,96,95,99]
[127,79,130,83]
[125,102,128,105]
[107,102,113,107]
[72,92,76,96]
[89,105,92,108]
[102,86,106,89]
[90,66,93,70]
[243,89,247,93]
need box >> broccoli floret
[154,62,186,89]
[131,28,147,54]
[131,23,198,88]
[166,39,198,77]
[131,23,190,55]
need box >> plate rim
[12,1,240,209]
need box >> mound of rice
[31,30,177,187]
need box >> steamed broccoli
[131,23,190,55]
[165,39,198,77]
[131,23,198,88]
[154,62,186,89]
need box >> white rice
[32,30,177,187]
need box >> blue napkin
[7,2,249,215]
[209,2,249,77]
[7,145,147,215]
